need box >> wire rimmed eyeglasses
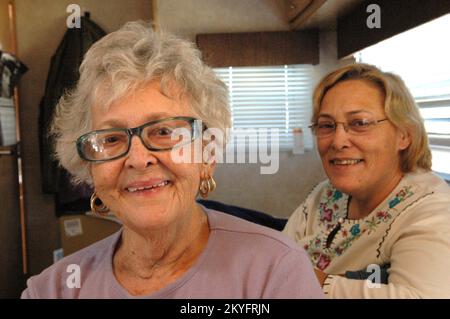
[309,118,388,138]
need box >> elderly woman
[283,63,450,298]
[21,21,322,299]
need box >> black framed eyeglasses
[309,118,388,138]
[76,116,201,162]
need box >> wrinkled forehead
[91,78,192,114]
[323,78,385,101]
[88,78,198,130]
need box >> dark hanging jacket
[39,15,106,215]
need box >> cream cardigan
[283,171,450,298]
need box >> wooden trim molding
[286,0,327,30]
[196,30,319,67]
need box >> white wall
[154,0,289,40]
[154,0,356,218]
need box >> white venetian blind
[214,65,314,150]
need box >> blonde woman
[284,63,450,298]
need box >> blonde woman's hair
[51,21,231,185]
[312,63,432,172]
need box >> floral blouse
[304,184,414,271]
[283,171,450,298]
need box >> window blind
[214,65,314,151]
[417,97,450,179]
[356,14,450,178]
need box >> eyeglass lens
[314,118,382,137]
[78,118,196,161]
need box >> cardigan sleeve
[326,195,450,298]
[282,201,308,242]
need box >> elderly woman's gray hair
[51,21,231,185]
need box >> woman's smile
[124,178,172,194]
[327,157,365,173]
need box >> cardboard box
[59,214,122,257]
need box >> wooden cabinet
[285,0,326,29]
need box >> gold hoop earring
[208,176,216,193]
[90,193,110,216]
[199,175,216,198]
